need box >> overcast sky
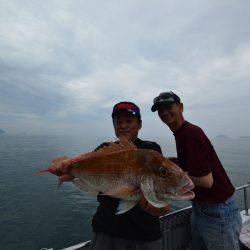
[1,0,250,139]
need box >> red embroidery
[114,103,137,111]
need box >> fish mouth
[165,182,195,200]
[176,190,195,200]
[175,182,195,200]
[165,190,195,200]
[180,182,195,193]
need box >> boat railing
[41,182,250,250]
[235,182,250,215]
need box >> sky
[0,0,250,139]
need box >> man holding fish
[90,101,170,250]
[41,100,195,250]
[151,91,242,250]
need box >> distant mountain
[240,136,250,139]
[215,134,230,139]
[0,128,6,134]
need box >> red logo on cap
[114,103,137,111]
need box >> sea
[0,135,250,250]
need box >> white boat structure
[41,182,250,250]
[239,183,250,249]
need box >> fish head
[140,153,194,207]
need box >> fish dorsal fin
[71,151,99,163]
[71,137,137,163]
[95,137,137,155]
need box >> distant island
[214,135,250,139]
[0,128,6,134]
[0,128,6,135]
[215,134,230,139]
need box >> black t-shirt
[174,121,235,203]
[92,138,163,241]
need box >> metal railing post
[244,187,249,215]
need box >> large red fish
[37,138,194,214]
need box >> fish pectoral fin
[72,179,98,195]
[101,186,139,197]
[54,179,63,193]
[54,174,75,193]
[116,200,138,215]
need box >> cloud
[0,0,250,137]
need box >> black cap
[151,91,180,112]
[112,101,141,120]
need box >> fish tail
[35,169,50,174]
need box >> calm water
[0,135,249,250]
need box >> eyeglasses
[153,91,176,104]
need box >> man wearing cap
[90,101,170,250]
[151,92,242,250]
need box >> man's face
[113,110,142,141]
[157,103,183,126]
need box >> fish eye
[159,167,168,177]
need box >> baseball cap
[151,91,181,112]
[112,101,141,120]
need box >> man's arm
[189,172,213,188]
[184,128,215,188]
[139,197,171,217]
[168,156,213,188]
[167,154,213,188]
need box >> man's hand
[50,157,74,181]
[139,197,171,217]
